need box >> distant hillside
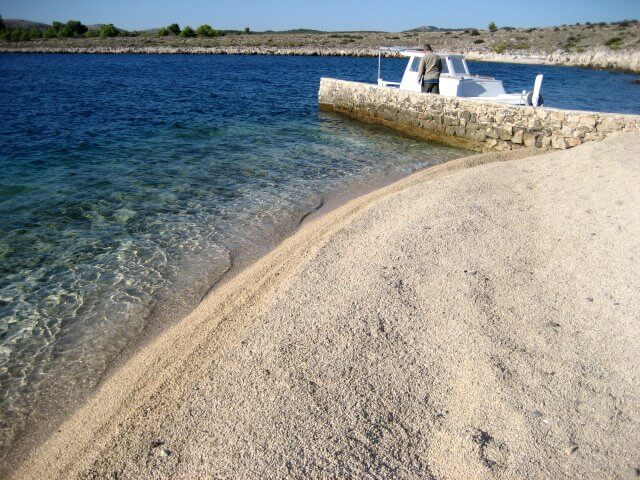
[262,29,326,34]
[4,19,49,30]
[406,25,461,32]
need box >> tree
[44,20,88,38]
[0,15,5,32]
[62,20,88,36]
[167,23,181,35]
[180,26,196,37]
[488,21,497,32]
[244,27,250,34]
[99,24,119,38]
[196,24,217,37]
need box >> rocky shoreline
[2,44,639,73]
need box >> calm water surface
[0,53,638,457]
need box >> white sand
[12,134,640,479]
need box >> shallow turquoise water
[0,54,467,455]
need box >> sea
[0,53,638,460]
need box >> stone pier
[318,78,640,151]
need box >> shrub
[99,24,119,37]
[43,20,88,38]
[469,29,480,36]
[473,39,485,44]
[196,24,218,37]
[158,27,169,36]
[166,23,181,35]
[0,15,5,32]
[61,20,88,36]
[488,22,497,32]
[563,35,581,50]
[244,27,250,34]
[605,37,623,50]
[180,26,196,38]
[492,42,507,53]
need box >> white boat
[377,47,544,106]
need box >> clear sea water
[0,53,638,459]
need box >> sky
[1,0,638,32]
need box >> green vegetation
[44,20,88,38]
[159,23,183,36]
[488,22,497,33]
[491,41,528,53]
[196,24,219,37]
[0,15,5,31]
[244,27,250,34]
[180,26,196,38]
[328,33,363,40]
[605,37,624,50]
[0,17,135,41]
[492,42,507,53]
[98,24,119,38]
[467,29,480,36]
[473,39,485,44]
[563,35,582,51]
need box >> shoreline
[7,146,533,479]
[0,135,468,477]
[12,133,640,478]
[1,46,639,73]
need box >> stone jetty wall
[318,78,640,151]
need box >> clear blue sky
[1,0,638,31]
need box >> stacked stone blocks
[319,78,640,152]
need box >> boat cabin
[377,47,543,106]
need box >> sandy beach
[11,133,640,479]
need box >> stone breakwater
[318,78,640,152]
[466,49,640,74]
[1,45,639,73]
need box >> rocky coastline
[1,44,639,73]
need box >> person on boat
[418,45,442,94]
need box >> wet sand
[12,134,640,479]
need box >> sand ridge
[12,134,640,479]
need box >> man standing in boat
[418,45,442,94]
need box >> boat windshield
[449,56,466,75]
